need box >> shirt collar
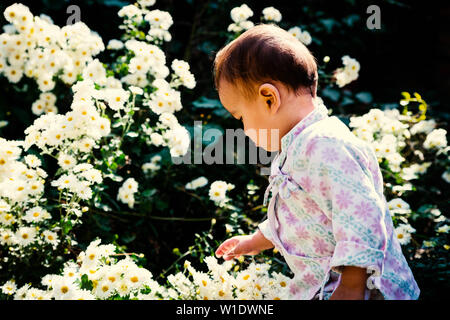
[280,100,329,153]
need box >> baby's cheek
[244,128,259,146]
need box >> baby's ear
[258,83,281,114]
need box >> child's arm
[215,229,274,261]
[329,266,369,300]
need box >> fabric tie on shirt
[263,166,300,207]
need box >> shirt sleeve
[298,137,388,284]
[258,219,274,245]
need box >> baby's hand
[215,230,274,261]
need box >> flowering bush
[349,94,449,246]
[0,3,104,114]
[0,0,196,287]
[2,239,290,300]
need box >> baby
[214,24,420,300]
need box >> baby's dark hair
[214,24,318,99]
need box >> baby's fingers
[215,238,239,258]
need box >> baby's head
[214,24,318,151]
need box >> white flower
[410,119,436,135]
[230,4,253,23]
[437,225,450,233]
[138,0,156,8]
[387,198,411,215]
[262,7,282,23]
[423,128,447,149]
[122,178,138,193]
[42,230,59,247]
[118,5,143,22]
[298,30,312,45]
[23,206,51,223]
[1,280,17,295]
[51,276,78,300]
[82,59,107,84]
[117,178,139,208]
[150,132,164,146]
[394,224,414,245]
[159,112,179,128]
[185,177,208,190]
[142,155,162,173]
[0,229,15,245]
[0,200,11,212]
[334,55,360,87]
[24,155,41,168]
[15,227,37,246]
[209,181,234,205]
[400,163,431,181]
[31,99,46,116]
[129,86,143,95]
[164,125,191,157]
[107,39,124,50]
[4,66,23,83]
[442,170,450,183]
[58,153,77,170]
[171,59,190,75]
[288,27,312,45]
[145,10,173,30]
[37,73,56,92]
[103,88,130,111]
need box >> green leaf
[355,91,373,104]
[343,14,360,27]
[80,274,93,290]
[401,92,411,100]
[192,97,223,109]
[122,232,136,244]
[142,189,156,198]
[102,0,130,7]
[321,87,341,102]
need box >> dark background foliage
[0,0,448,300]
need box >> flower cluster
[350,104,447,181]
[31,92,58,116]
[141,155,162,174]
[227,4,254,34]
[0,138,64,267]
[287,26,312,45]
[209,181,235,207]
[262,7,282,23]
[350,98,449,246]
[227,5,312,46]
[0,3,104,108]
[117,178,138,209]
[334,55,360,87]
[118,0,173,44]
[2,239,291,300]
[141,111,191,157]
[24,79,110,154]
[174,258,291,300]
[185,176,208,190]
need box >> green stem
[157,249,192,280]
